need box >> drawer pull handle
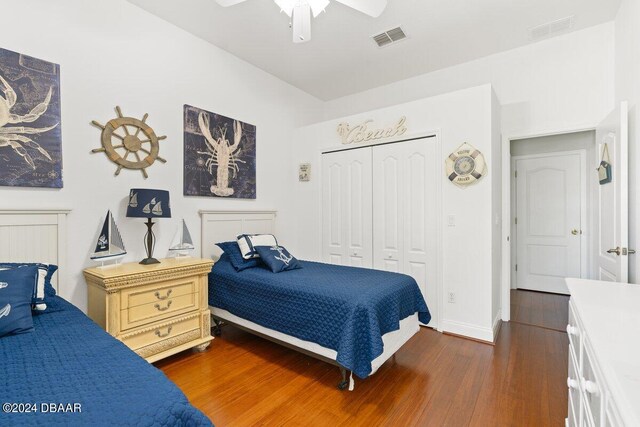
[566,325,579,336]
[581,378,599,395]
[155,326,173,338]
[154,301,173,312]
[567,377,579,390]
[154,289,173,300]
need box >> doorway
[510,131,595,297]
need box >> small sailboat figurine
[169,219,195,257]
[91,210,127,265]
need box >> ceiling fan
[215,0,388,43]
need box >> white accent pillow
[237,234,278,259]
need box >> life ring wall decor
[445,142,487,187]
[91,106,167,178]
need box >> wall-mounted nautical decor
[90,210,126,266]
[91,106,167,178]
[597,142,612,185]
[336,116,407,145]
[0,47,62,188]
[299,163,311,182]
[183,105,256,199]
[445,142,487,187]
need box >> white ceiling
[128,0,621,101]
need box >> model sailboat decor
[169,219,195,257]
[91,210,127,265]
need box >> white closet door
[373,145,403,272]
[373,139,438,327]
[322,148,373,267]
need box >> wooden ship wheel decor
[91,106,167,178]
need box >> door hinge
[515,170,518,178]
[515,264,518,272]
[515,217,518,225]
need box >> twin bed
[202,210,431,390]
[1,209,429,426]
[0,211,211,426]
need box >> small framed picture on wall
[299,163,311,182]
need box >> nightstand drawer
[121,315,200,351]
[121,279,197,309]
[121,292,199,330]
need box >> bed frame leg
[338,367,349,390]
[211,316,222,337]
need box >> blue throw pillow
[255,245,302,273]
[216,242,260,272]
[0,263,58,310]
[0,265,38,337]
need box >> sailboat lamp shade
[127,189,172,219]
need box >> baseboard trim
[441,319,495,344]
[492,311,503,343]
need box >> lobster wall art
[183,104,256,199]
[0,47,62,188]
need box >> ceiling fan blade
[292,2,312,43]
[216,0,249,7]
[333,0,387,17]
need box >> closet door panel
[322,148,373,267]
[345,148,373,268]
[322,153,345,265]
[373,147,404,272]
[402,139,438,328]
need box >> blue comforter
[0,296,212,427]
[209,255,430,378]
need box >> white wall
[0,0,323,311]
[490,91,502,330]
[293,84,500,341]
[322,23,615,139]
[615,0,640,283]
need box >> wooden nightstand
[83,257,214,363]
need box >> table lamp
[126,188,171,265]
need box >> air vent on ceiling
[373,27,407,47]
[529,16,574,40]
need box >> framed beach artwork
[183,104,256,199]
[0,47,63,188]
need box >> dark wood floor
[157,294,569,426]
[510,289,570,332]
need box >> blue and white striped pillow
[0,263,58,311]
[237,234,278,260]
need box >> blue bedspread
[209,256,430,378]
[0,296,212,427]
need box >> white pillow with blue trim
[0,263,57,311]
[236,234,278,260]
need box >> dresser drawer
[121,292,199,330]
[567,301,582,367]
[568,347,582,427]
[120,278,198,309]
[120,315,200,351]
[582,340,604,427]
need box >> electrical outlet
[448,292,456,304]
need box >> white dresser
[566,278,640,427]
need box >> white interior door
[515,152,584,294]
[373,138,438,327]
[595,102,629,282]
[321,148,373,267]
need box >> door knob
[571,229,582,235]
[607,247,621,256]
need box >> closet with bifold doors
[321,136,440,328]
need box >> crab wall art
[0,48,62,188]
[183,104,256,199]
